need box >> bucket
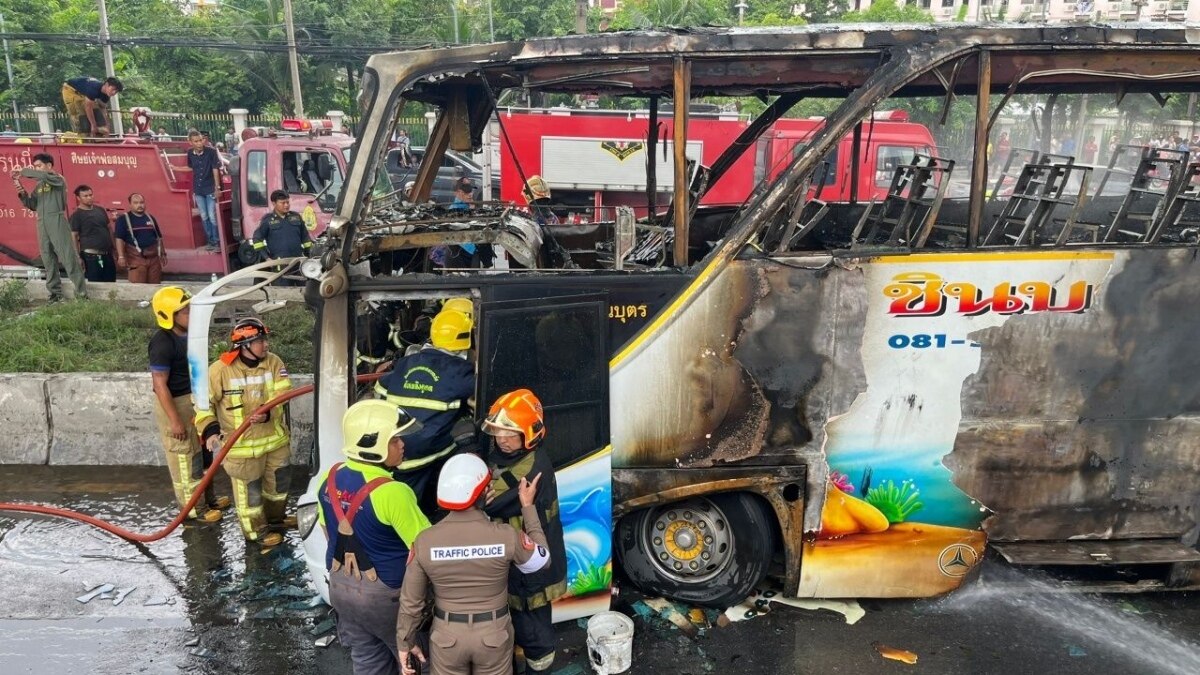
[586,611,634,674]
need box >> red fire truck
[0,119,368,277]
[496,109,937,217]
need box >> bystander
[69,185,116,283]
[114,193,166,284]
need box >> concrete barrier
[0,373,314,466]
[2,277,305,304]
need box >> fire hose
[0,373,384,543]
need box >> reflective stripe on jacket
[195,352,292,458]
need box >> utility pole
[96,0,123,135]
[451,1,460,43]
[736,1,749,25]
[576,0,588,35]
[282,0,305,117]
[488,0,495,42]
[0,12,19,132]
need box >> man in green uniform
[12,153,87,302]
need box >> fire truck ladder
[1102,148,1190,243]
[983,160,1093,247]
[851,154,954,248]
[1147,162,1200,243]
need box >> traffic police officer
[318,400,431,675]
[250,189,314,260]
[482,389,567,673]
[196,318,293,547]
[397,454,550,675]
[375,308,475,505]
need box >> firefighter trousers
[222,444,290,540]
[153,393,215,517]
[512,605,556,671]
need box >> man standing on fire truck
[12,153,88,302]
[196,318,294,548]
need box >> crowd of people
[147,292,566,675]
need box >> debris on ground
[76,583,115,604]
[314,635,337,648]
[311,616,336,636]
[874,643,918,664]
[112,587,136,606]
[183,636,200,648]
[143,596,177,607]
[724,585,865,625]
[641,598,699,637]
[1067,645,1087,657]
[188,647,216,659]
[549,664,584,675]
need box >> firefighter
[318,399,431,675]
[397,453,550,675]
[148,287,230,522]
[196,318,293,547]
[374,308,475,506]
[481,389,567,673]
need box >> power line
[0,31,448,55]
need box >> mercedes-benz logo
[937,544,979,577]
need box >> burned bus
[292,24,1200,617]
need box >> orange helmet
[482,389,545,450]
[230,317,269,347]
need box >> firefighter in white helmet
[318,399,431,675]
[396,454,550,675]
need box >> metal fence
[0,110,431,144]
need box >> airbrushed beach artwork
[799,252,1116,598]
[552,449,615,621]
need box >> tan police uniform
[397,504,550,675]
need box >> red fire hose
[0,373,383,543]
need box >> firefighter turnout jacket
[375,345,474,470]
[195,352,292,458]
[317,460,430,589]
[484,447,568,611]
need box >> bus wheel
[616,492,775,608]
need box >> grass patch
[0,299,314,373]
[0,279,28,314]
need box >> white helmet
[437,453,491,511]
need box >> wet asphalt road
[2,465,1200,675]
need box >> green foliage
[865,479,924,524]
[839,0,934,23]
[0,299,313,373]
[743,0,806,26]
[0,279,28,314]
[955,4,970,21]
[803,0,849,24]
[608,0,731,30]
[570,562,613,596]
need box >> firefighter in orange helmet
[481,389,567,673]
[195,318,294,547]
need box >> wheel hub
[645,498,732,583]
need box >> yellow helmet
[151,286,192,330]
[430,309,472,351]
[442,297,473,319]
[341,400,422,464]
[522,175,551,202]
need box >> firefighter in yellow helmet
[149,287,230,522]
[482,389,567,673]
[374,308,475,508]
[195,317,294,547]
[318,400,431,675]
[397,453,550,675]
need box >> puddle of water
[939,569,1200,675]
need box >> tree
[608,0,732,30]
[839,0,934,22]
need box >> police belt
[433,606,509,623]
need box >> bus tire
[616,492,775,608]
